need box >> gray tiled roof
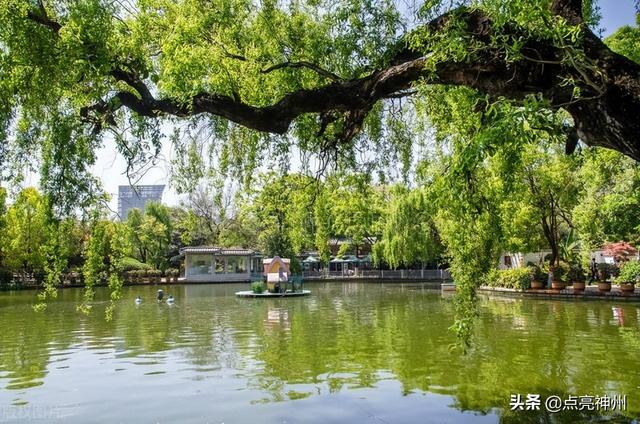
[180,246,259,256]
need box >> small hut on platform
[263,256,291,292]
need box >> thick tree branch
[383,90,417,99]
[27,2,61,33]
[110,67,154,102]
[551,0,584,25]
[27,3,640,161]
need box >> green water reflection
[0,283,638,423]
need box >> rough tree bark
[28,0,640,161]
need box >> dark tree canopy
[1,0,639,208]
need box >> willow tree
[2,0,640,337]
[374,186,444,269]
[3,1,639,177]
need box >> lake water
[1,282,639,423]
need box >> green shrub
[528,265,547,282]
[617,260,640,284]
[568,264,586,282]
[121,257,152,272]
[485,269,499,286]
[551,262,570,282]
[486,268,531,290]
[251,281,264,294]
[597,263,617,282]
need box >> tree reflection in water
[0,283,638,421]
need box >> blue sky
[599,0,637,36]
[87,0,639,212]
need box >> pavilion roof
[181,246,257,256]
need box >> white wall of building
[499,249,619,269]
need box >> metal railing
[301,268,451,280]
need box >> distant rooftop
[329,237,377,245]
[180,246,258,256]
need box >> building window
[188,255,212,276]
[250,258,261,274]
[504,255,512,267]
[215,258,225,274]
[236,258,247,273]
[224,257,234,273]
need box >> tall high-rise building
[118,185,165,219]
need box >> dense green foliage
[485,268,532,290]
[606,13,640,63]
[126,202,173,270]
[1,0,638,207]
[236,172,389,267]
[617,260,640,284]
[1,188,49,277]
[573,150,640,249]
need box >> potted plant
[529,265,546,289]
[569,264,586,292]
[616,260,640,293]
[550,262,569,290]
[596,263,613,292]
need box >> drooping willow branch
[26,0,640,160]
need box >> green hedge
[121,257,153,272]
[486,268,532,290]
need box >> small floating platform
[235,290,311,298]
